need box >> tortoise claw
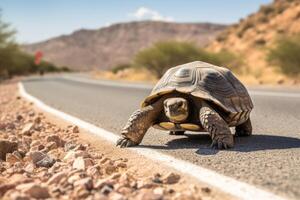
[211,135,234,150]
[116,137,137,148]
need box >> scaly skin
[199,102,234,149]
[235,118,252,136]
[116,99,163,147]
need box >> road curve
[22,75,300,199]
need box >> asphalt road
[22,75,300,199]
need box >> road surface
[22,75,300,199]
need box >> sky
[1,0,273,44]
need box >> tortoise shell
[142,61,253,126]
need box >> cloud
[130,7,174,22]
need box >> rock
[30,140,40,147]
[135,189,163,200]
[6,123,15,130]
[8,174,33,185]
[21,123,35,135]
[36,156,56,168]
[73,186,89,199]
[72,126,79,133]
[0,140,18,160]
[201,186,211,193]
[74,177,93,190]
[137,180,155,189]
[162,172,180,184]
[64,142,77,151]
[63,150,90,162]
[24,163,35,173]
[72,157,94,170]
[115,161,127,168]
[46,141,58,150]
[16,115,23,121]
[29,151,46,163]
[47,171,68,185]
[104,163,117,175]
[74,144,87,151]
[34,116,41,124]
[5,191,30,200]
[6,153,21,164]
[100,184,114,195]
[29,151,55,168]
[110,192,126,200]
[46,134,64,147]
[87,165,102,177]
[68,173,83,184]
[12,151,23,159]
[0,183,16,196]
[17,183,50,199]
[152,173,162,184]
[28,111,35,117]
[173,192,195,200]
[0,123,6,130]
[94,179,115,190]
[153,187,164,195]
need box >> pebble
[21,123,35,135]
[74,177,93,190]
[72,157,94,170]
[0,140,18,160]
[6,153,21,164]
[17,183,50,199]
[162,172,181,184]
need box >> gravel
[0,80,219,200]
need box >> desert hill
[208,0,300,83]
[23,21,226,71]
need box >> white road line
[19,82,286,200]
[249,91,300,98]
[62,75,300,98]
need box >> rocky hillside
[208,0,300,83]
[23,21,226,71]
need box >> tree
[0,11,17,78]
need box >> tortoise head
[164,97,189,123]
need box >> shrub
[236,21,254,38]
[259,5,274,15]
[111,63,131,74]
[134,41,240,78]
[267,35,300,76]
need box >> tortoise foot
[235,129,252,137]
[211,134,234,149]
[235,118,252,137]
[116,137,138,148]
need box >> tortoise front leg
[117,100,162,148]
[199,102,234,149]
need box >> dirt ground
[0,79,234,200]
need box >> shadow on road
[139,133,300,155]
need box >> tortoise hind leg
[235,118,252,137]
[199,102,234,149]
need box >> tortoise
[117,61,253,149]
